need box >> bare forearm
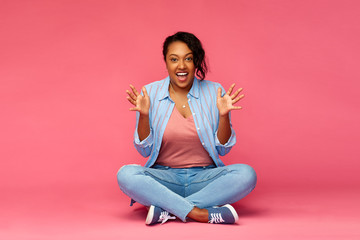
[138,114,150,141]
[217,113,231,144]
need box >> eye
[185,57,193,61]
[170,58,178,62]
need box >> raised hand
[126,84,150,116]
[216,83,244,117]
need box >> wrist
[139,113,149,118]
[219,112,230,118]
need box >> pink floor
[1,184,359,240]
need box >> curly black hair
[163,32,208,80]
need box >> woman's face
[165,41,195,91]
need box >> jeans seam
[144,170,184,186]
[190,169,229,184]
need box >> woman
[117,32,257,225]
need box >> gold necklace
[170,83,187,108]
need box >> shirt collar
[158,76,200,101]
[188,76,200,99]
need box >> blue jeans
[117,164,257,221]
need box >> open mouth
[176,72,188,81]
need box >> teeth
[177,73,188,76]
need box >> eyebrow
[169,52,193,57]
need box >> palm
[126,85,150,116]
[217,94,234,116]
[135,94,150,115]
[216,84,244,116]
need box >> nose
[178,59,186,69]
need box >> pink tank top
[155,107,214,168]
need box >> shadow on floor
[232,202,269,218]
[116,202,269,222]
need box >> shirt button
[197,128,200,130]
[202,142,205,145]
[188,99,191,102]
[193,113,196,116]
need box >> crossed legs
[117,164,257,222]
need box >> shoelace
[158,211,176,224]
[208,213,225,224]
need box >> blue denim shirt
[133,76,236,167]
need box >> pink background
[1,0,359,239]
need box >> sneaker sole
[223,204,239,222]
[145,205,155,225]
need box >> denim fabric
[117,163,257,222]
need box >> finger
[231,106,243,110]
[217,87,222,99]
[130,84,139,96]
[126,90,137,101]
[232,94,245,104]
[126,96,136,106]
[129,107,139,111]
[227,83,236,96]
[230,87,243,99]
[142,86,148,97]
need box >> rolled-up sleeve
[214,126,236,156]
[134,127,153,157]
